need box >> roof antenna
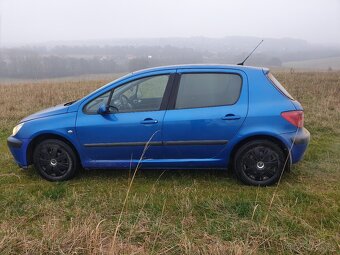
[237,39,264,66]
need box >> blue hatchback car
[7,65,310,186]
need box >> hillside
[2,36,340,79]
[283,56,340,70]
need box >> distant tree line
[0,49,118,79]
[0,46,281,79]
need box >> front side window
[175,73,242,109]
[84,75,169,114]
[84,91,111,113]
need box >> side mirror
[97,104,108,114]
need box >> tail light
[281,111,304,128]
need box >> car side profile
[7,65,310,186]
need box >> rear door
[161,68,248,168]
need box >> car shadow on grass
[22,165,298,187]
[22,165,298,186]
[19,166,237,184]
[75,167,234,182]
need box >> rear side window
[175,73,242,109]
[267,73,294,100]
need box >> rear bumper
[292,128,310,145]
[7,136,31,169]
[282,128,310,164]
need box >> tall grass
[0,71,339,254]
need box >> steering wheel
[119,94,133,110]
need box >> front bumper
[282,127,310,164]
[7,136,31,168]
[7,136,23,148]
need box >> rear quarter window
[267,73,294,100]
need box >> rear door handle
[140,118,158,124]
[222,114,241,120]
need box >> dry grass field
[0,71,339,254]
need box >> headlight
[12,123,24,136]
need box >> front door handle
[140,118,158,124]
[222,114,241,120]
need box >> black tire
[33,139,78,181]
[233,140,286,186]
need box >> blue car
[7,65,310,186]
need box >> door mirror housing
[97,104,108,114]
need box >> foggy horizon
[1,0,339,47]
[1,35,338,49]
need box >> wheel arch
[27,133,81,167]
[229,134,291,171]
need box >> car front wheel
[33,139,78,181]
[234,140,286,186]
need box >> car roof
[131,64,268,75]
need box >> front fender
[17,112,76,140]
[15,112,83,166]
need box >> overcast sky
[0,0,339,46]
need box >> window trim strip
[83,140,228,147]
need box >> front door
[162,69,248,168]
[76,73,173,169]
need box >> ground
[0,71,339,254]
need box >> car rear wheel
[33,139,78,181]
[233,140,286,186]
